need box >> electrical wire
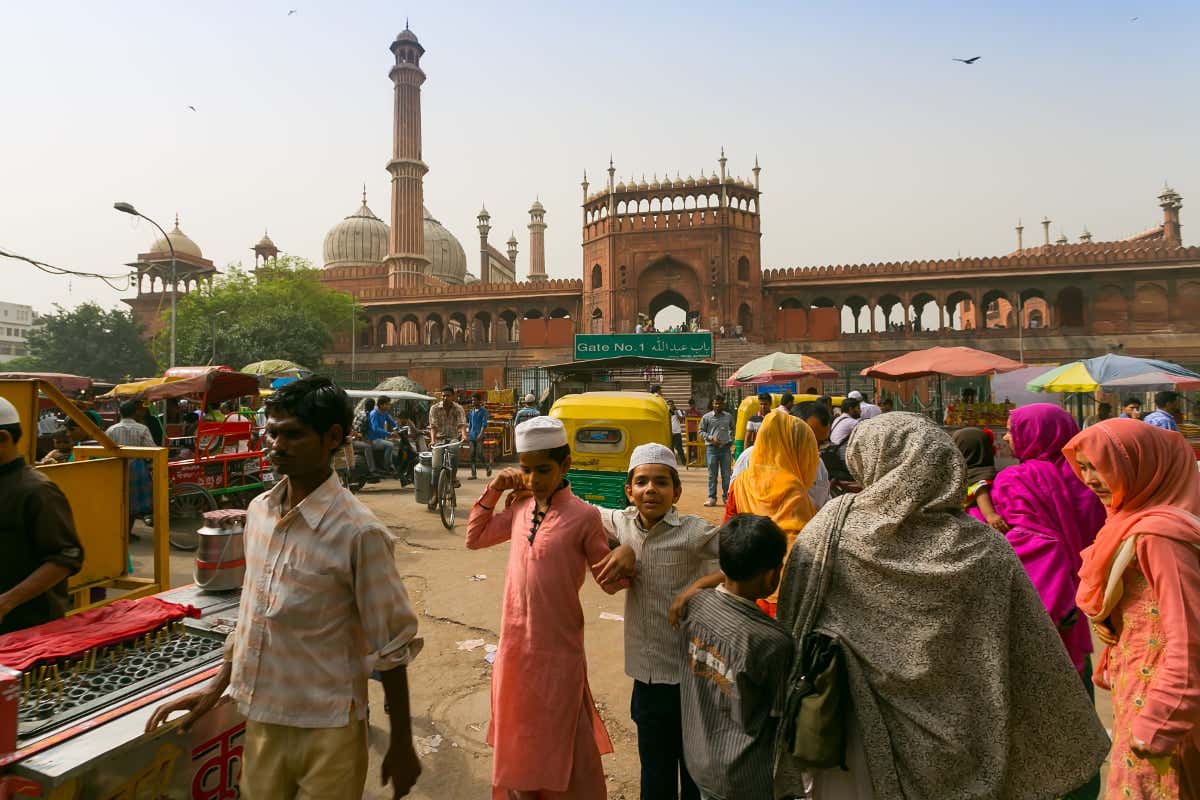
[0,246,133,291]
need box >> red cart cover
[0,597,200,672]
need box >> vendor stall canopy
[861,346,1025,381]
[1027,354,1200,393]
[726,351,838,387]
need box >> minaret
[1159,184,1183,247]
[718,147,728,208]
[383,26,430,289]
[506,233,519,274]
[528,199,547,281]
[581,171,589,225]
[1041,216,1052,246]
[476,205,491,284]
[1015,219,1024,251]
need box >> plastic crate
[567,469,629,509]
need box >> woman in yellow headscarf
[726,410,819,615]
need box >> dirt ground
[134,463,1112,799]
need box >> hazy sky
[2,0,1197,314]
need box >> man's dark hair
[687,397,695,405]
[649,384,662,395]
[962,387,978,399]
[1155,390,1180,408]
[718,514,787,581]
[0,422,22,445]
[817,395,833,409]
[1123,396,1142,407]
[376,395,391,407]
[266,377,352,444]
[363,398,376,412]
[442,385,455,395]
[1098,402,1113,415]
[841,397,862,413]
[119,399,141,419]
[793,400,831,427]
[757,392,772,404]
[780,392,794,406]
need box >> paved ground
[132,463,1112,799]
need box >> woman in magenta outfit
[973,404,1107,672]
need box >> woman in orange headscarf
[1065,418,1200,799]
[725,410,818,615]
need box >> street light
[210,310,228,364]
[114,202,179,367]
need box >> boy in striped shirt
[678,514,794,800]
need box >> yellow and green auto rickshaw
[549,391,671,509]
[732,393,845,457]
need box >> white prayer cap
[628,443,678,473]
[523,393,536,404]
[515,415,568,453]
[0,397,18,426]
[847,390,864,400]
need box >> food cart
[106,370,267,550]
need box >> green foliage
[15,303,157,382]
[166,255,357,371]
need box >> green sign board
[574,333,714,361]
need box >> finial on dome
[362,183,368,205]
[174,212,180,229]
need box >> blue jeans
[706,445,731,500]
[630,681,699,800]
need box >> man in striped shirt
[678,514,794,800]
[146,378,423,799]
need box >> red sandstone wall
[808,307,840,341]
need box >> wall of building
[0,302,34,362]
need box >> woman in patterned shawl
[773,412,1109,800]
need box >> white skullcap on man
[524,393,536,404]
[515,415,568,453]
[847,390,863,400]
[0,396,19,426]
[628,442,678,473]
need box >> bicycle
[429,439,465,529]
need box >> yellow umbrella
[97,376,182,399]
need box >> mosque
[124,26,1200,392]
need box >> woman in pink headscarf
[977,404,1107,673]
[1066,418,1200,799]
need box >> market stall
[861,346,1025,426]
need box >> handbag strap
[798,496,854,641]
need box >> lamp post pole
[114,203,177,367]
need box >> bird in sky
[1130,16,1139,21]
[186,105,197,112]
[288,8,297,14]
[953,56,982,64]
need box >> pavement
[131,462,1112,799]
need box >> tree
[167,255,357,371]
[12,303,157,382]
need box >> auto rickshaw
[549,391,671,509]
[733,393,844,456]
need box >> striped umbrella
[1026,354,1200,393]
[725,352,839,387]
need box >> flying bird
[288,8,297,14]
[187,105,197,112]
[1130,16,1139,21]
[953,56,982,64]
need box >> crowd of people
[5,372,1197,799]
[463,389,1198,799]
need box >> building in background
[0,302,36,362]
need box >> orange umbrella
[861,346,1024,381]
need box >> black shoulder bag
[778,496,853,770]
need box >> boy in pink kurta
[467,415,622,799]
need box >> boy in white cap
[0,396,85,634]
[592,443,723,800]
[466,415,624,800]
[513,393,540,428]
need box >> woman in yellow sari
[725,410,819,615]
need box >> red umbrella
[860,346,1024,381]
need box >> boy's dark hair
[626,463,682,490]
[0,422,22,445]
[441,385,455,394]
[780,392,794,406]
[1155,390,1180,408]
[757,392,772,405]
[543,444,571,464]
[718,514,787,581]
[265,377,352,444]
[376,395,391,407]
[363,398,376,411]
[1123,396,1142,407]
[817,395,833,408]
[793,400,831,427]
[119,399,141,419]
[841,397,862,413]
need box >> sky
[2,0,1198,314]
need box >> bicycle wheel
[168,482,218,550]
[438,469,456,529]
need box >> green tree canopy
[167,255,357,371]
[10,303,157,382]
